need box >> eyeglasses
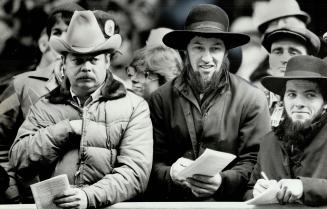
[126,66,159,81]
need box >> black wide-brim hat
[163,4,250,50]
[262,55,327,96]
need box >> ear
[38,33,50,54]
[323,103,327,110]
[105,53,111,68]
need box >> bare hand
[170,157,193,187]
[277,179,303,205]
[186,173,222,198]
[70,120,82,135]
[253,179,278,197]
[53,187,88,209]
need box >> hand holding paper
[31,174,70,209]
[246,179,279,205]
[176,149,236,180]
[187,172,222,198]
[170,157,194,185]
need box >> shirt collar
[70,83,104,107]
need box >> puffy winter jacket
[9,73,153,208]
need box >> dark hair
[46,11,73,38]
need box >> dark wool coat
[244,115,327,206]
[148,70,271,201]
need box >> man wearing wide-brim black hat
[259,26,321,128]
[148,4,271,201]
[245,55,327,206]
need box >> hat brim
[262,30,307,52]
[50,34,122,55]
[163,30,250,50]
[261,76,327,96]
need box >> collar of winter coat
[46,71,126,104]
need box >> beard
[187,67,222,93]
[185,57,229,95]
[282,116,311,149]
[279,109,326,151]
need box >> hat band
[186,21,227,32]
[286,70,322,77]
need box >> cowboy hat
[262,26,320,55]
[50,10,122,55]
[261,55,327,96]
[163,4,250,50]
[255,0,310,34]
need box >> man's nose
[293,96,305,108]
[201,50,212,63]
[81,61,92,72]
[131,74,141,83]
[280,53,292,65]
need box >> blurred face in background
[128,0,160,32]
[127,64,160,98]
[268,38,307,77]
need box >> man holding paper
[9,10,153,209]
[148,4,271,201]
[244,55,327,206]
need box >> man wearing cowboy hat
[259,26,321,127]
[244,55,327,206]
[9,10,153,208]
[148,4,270,201]
[0,2,84,203]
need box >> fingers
[53,188,81,208]
[186,177,217,192]
[277,179,303,205]
[56,201,81,208]
[190,186,212,198]
[186,174,221,198]
[277,186,287,205]
[253,179,275,195]
[54,188,77,201]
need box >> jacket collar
[28,63,55,81]
[47,72,126,104]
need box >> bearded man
[244,55,327,206]
[147,4,271,201]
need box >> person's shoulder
[151,78,176,98]
[124,89,149,106]
[13,71,34,84]
[260,131,278,146]
[229,73,266,98]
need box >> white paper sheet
[31,174,70,209]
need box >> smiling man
[147,4,271,201]
[245,55,327,206]
[260,26,320,127]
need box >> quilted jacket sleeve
[9,101,74,178]
[82,99,153,208]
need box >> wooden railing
[1,202,327,209]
